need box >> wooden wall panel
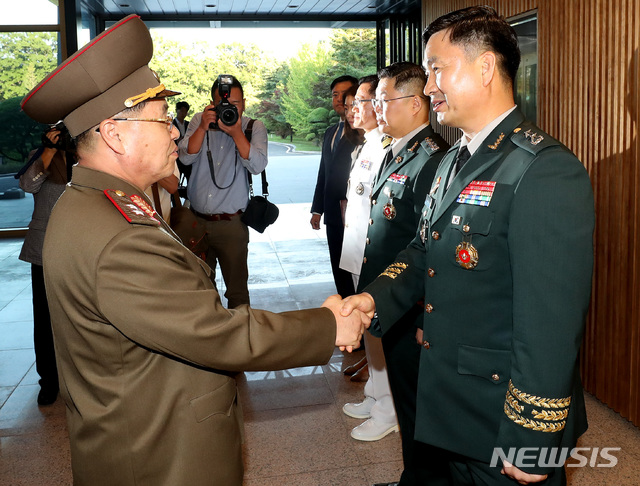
[422,0,640,426]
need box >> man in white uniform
[340,75,399,442]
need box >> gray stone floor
[1,203,639,485]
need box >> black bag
[170,193,208,260]
[241,170,279,233]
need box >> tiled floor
[1,203,639,485]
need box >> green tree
[0,32,58,102]
[279,29,377,145]
[0,97,47,169]
[253,63,291,137]
[280,42,332,143]
[150,34,277,117]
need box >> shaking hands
[322,293,377,352]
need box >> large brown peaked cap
[21,14,180,137]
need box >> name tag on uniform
[456,180,496,207]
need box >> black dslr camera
[208,74,239,129]
[41,121,74,152]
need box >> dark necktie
[332,122,344,154]
[455,146,471,174]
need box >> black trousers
[382,306,429,486]
[31,264,59,392]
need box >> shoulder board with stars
[420,136,441,155]
[510,122,560,155]
[104,189,161,226]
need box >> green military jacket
[359,124,448,291]
[364,110,595,474]
[43,166,336,486]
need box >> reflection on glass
[0,32,58,229]
[245,366,324,381]
[1,0,58,26]
[511,14,538,124]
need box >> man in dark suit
[311,75,358,298]
[343,6,594,486]
[20,15,369,485]
[173,100,191,183]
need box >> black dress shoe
[37,387,58,406]
[372,483,399,486]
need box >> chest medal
[355,182,365,195]
[382,187,396,220]
[420,219,428,244]
[456,241,479,269]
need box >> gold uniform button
[366,238,370,245]
[463,224,470,233]
[431,231,440,240]
[491,373,500,381]
[369,218,374,225]
[363,257,368,264]
[422,341,431,349]
[115,190,125,197]
[427,268,435,277]
[425,303,433,313]
[372,199,377,205]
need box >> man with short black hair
[179,75,267,308]
[311,75,359,298]
[342,6,594,485]
[347,63,449,485]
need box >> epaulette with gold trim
[503,379,571,433]
[420,136,441,155]
[379,261,408,279]
[104,189,160,226]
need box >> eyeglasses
[352,98,374,108]
[111,113,176,132]
[371,95,417,110]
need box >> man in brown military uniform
[21,15,368,486]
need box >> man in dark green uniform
[363,62,449,485]
[343,6,594,485]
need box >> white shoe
[343,396,376,419]
[350,418,399,442]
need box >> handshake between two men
[322,293,377,352]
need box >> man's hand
[198,102,217,131]
[322,294,370,352]
[501,461,548,485]
[340,292,376,321]
[310,213,321,230]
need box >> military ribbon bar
[456,180,496,207]
[387,173,408,185]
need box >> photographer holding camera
[18,123,75,406]
[178,75,268,308]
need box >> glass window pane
[1,0,59,26]
[0,32,59,229]
[511,15,538,124]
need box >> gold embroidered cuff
[508,380,572,409]
[504,402,566,432]
[378,262,408,279]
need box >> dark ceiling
[81,0,421,28]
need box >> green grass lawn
[268,133,321,153]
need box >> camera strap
[206,129,237,190]
[242,120,269,198]
[206,118,256,191]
